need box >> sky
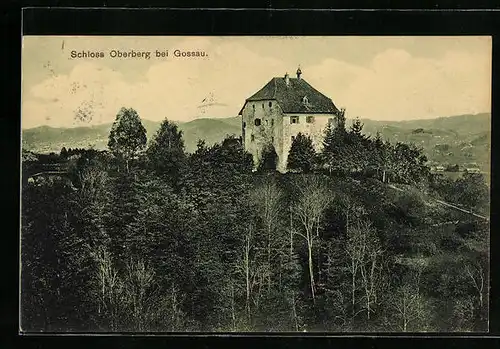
[21,36,492,129]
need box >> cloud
[21,40,491,129]
[22,37,288,128]
[306,48,491,121]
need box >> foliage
[453,173,489,212]
[287,133,317,173]
[257,143,279,173]
[108,107,147,172]
[146,118,186,188]
[429,172,489,214]
[21,106,489,333]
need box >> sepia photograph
[20,35,491,333]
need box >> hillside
[22,117,242,154]
[22,113,490,170]
[358,113,491,172]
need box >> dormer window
[302,96,309,105]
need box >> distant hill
[22,117,242,155]
[357,113,491,172]
[22,113,490,171]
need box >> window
[306,116,315,124]
[269,101,272,108]
[271,137,274,143]
[243,122,246,128]
[291,116,299,124]
[262,103,264,109]
[253,104,255,111]
[265,119,269,125]
[271,119,274,126]
[255,118,261,126]
[251,135,255,142]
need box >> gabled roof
[239,77,340,115]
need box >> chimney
[296,66,302,80]
[284,72,290,86]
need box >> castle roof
[239,77,340,115]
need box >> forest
[21,107,490,333]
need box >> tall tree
[349,117,364,138]
[387,267,432,332]
[287,133,317,173]
[352,220,384,321]
[250,177,285,293]
[372,132,389,182]
[108,107,147,173]
[345,118,371,173]
[60,147,68,159]
[291,175,332,304]
[387,142,429,185]
[321,115,348,175]
[180,136,254,328]
[146,118,186,188]
[258,142,279,173]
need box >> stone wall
[242,100,284,169]
[242,102,335,172]
[280,113,334,172]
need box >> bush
[392,189,427,226]
[414,241,438,256]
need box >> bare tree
[76,164,111,247]
[389,283,429,332]
[147,283,185,332]
[250,179,284,293]
[345,220,364,318]
[464,260,485,310]
[234,225,260,324]
[387,265,430,332]
[357,221,384,321]
[292,175,332,304]
[89,245,123,331]
[123,258,156,331]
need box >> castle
[239,67,342,172]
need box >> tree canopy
[108,107,147,172]
[287,133,317,173]
[146,118,186,187]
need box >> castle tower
[238,67,341,172]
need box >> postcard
[20,35,491,333]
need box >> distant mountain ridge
[22,117,242,155]
[22,113,491,171]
